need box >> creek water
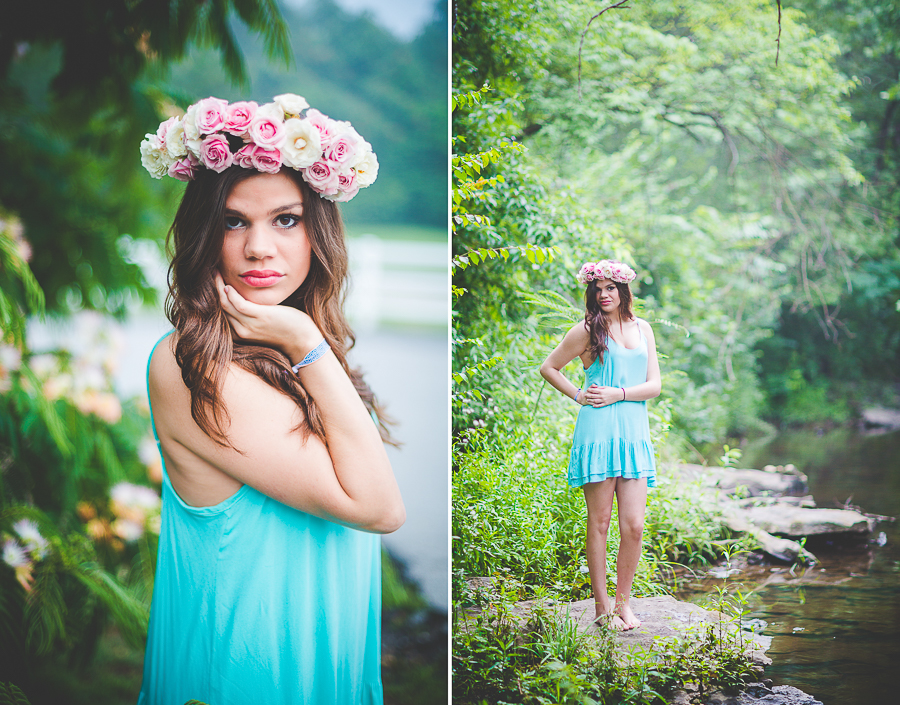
[675,427,900,705]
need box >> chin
[237,286,289,306]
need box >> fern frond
[517,289,583,331]
[0,682,33,705]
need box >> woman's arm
[151,277,405,534]
[540,323,590,404]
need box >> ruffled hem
[567,438,657,488]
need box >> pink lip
[240,270,284,287]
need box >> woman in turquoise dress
[136,94,405,704]
[540,259,660,631]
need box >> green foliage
[454,0,899,442]
[453,598,619,704]
[0,505,149,684]
[1,316,159,681]
[0,212,44,346]
[0,682,32,705]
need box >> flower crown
[576,259,637,284]
[139,93,378,203]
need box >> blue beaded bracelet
[291,339,330,373]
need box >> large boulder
[741,505,875,536]
[675,464,808,497]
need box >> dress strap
[146,331,175,443]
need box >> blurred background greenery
[1,1,447,703]
[453,0,900,448]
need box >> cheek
[289,238,313,272]
[218,239,245,284]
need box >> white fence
[346,235,448,330]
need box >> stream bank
[682,425,900,705]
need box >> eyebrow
[224,202,304,217]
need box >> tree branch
[775,0,782,66]
[577,0,631,100]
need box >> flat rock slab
[861,407,900,429]
[676,464,808,497]
[742,505,875,536]
[670,683,823,705]
[508,595,772,666]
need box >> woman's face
[219,171,312,306]
[595,279,620,313]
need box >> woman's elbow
[365,501,406,534]
[539,361,554,382]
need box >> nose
[243,223,276,260]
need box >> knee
[619,518,644,544]
[587,516,612,538]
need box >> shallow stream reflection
[676,427,900,705]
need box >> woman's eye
[224,216,244,230]
[275,214,300,228]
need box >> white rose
[182,104,203,155]
[353,145,379,187]
[282,118,323,169]
[274,93,310,117]
[255,102,284,121]
[139,135,171,179]
[165,118,187,158]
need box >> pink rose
[324,127,362,164]
[594,262,613,280]
[302,160,340,195]
[251,145,282,173]
[194,97,227,135]
[234,144,256,169]
[223,101,257,135]
[167,153,199,182]
[248,114,286,149]
[325,172,359,203]
[233,144,281,173]
[199,135,234,173]
[304,109,338,148]
[156,116,177,145]
[324,169,359,202]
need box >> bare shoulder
[149,331,302,432]
[565,320,590,343]
[148,332,180,391]
[636,318,656,337]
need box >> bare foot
[616,602,641,631]
[592,612,629,631]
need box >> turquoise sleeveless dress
[567,324,657,488]
[138,332,383,705]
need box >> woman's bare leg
[583,479,627,630]
[612,478,647,629]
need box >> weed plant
[453,596,760,705]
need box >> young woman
[137,94,404,703]
[540,260,660,632]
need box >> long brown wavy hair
[165,165,392,447]
[584,278,635,365]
